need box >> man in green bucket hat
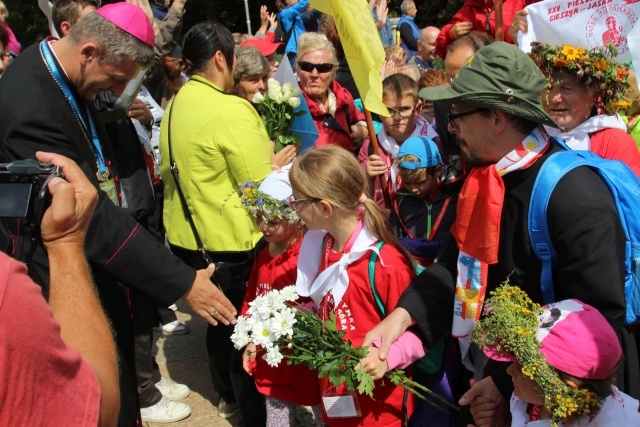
[362,42,639,426]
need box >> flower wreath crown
[528,42,631,115]
[237,181,300,224]
[469,284,605,426]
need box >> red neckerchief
[451,130,550,264]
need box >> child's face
[507,360,545,405]
[256,214,299,244]
[401,167,440,199]
[382,93,419,143]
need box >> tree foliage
[6,0,465,49]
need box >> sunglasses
[298,61,335,73]
[287,195,320,212]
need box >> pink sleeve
[358,138,371,170]
[371,329,426,370]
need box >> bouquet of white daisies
[231,286,458,413]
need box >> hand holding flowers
[231,286,459,414]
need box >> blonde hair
[0,2,7,17]
[296,32,338,67]
[289,146,415,264]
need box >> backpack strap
[528,151,590,304]
[369,241,387,317]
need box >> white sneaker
[155,377,190,401]
[140,396,191,423]
[160,320,190,335]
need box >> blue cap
[397,136,442,170]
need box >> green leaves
[278,303,457,415]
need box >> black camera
[0,159,63,226]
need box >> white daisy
[280,285,298,302]
[270,307,297,339]
[263,345,284,367]
[251,320,276,348]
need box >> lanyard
[384,154,402,202]
[40,40,107,174]
[394,192,451,240]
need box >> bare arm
[37,151,120,427]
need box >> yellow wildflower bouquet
[528,42,631,115]
[470,284,603,426]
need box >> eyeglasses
[287,195,320,211]
[298,61,335,73]
[447,109,483,127]
[386,105,415,119]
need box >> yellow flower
[554,56,570,67]
[594,58,608,72]
[561,45,581,61]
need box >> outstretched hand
[182,264,238,326]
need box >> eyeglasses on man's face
[287,195,320,212]
[447,108,483,127]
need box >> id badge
[321,386,362,419]
[99,178,120,206]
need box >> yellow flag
[310,0,388,116]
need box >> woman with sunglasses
[296,32,368,152]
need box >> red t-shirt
[590,128,640,177]
[0,253,101,426]
[241,240,322,406]
[317,244,415,427]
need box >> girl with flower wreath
[237,164,324,426]
[471,285,640,426]
[290,146,427,427]
[528,42,640,176]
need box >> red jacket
[303,80,364,152]
[590,128,640,177]
[240,240,321,406]
[436,0,530,59]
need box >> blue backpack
[528,138,640,325]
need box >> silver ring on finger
[211,307,217,317]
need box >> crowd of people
[2,0,640,426]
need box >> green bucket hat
[419,42,559,128]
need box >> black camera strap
[166,93,214,266]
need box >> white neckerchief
[316,88,338,117]
[377,115,439,191]
[296,226,381,306]
[545,114,626,150]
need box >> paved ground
[144,301,321,427]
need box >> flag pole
[364,108,391,208]
[494,0,504,41]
